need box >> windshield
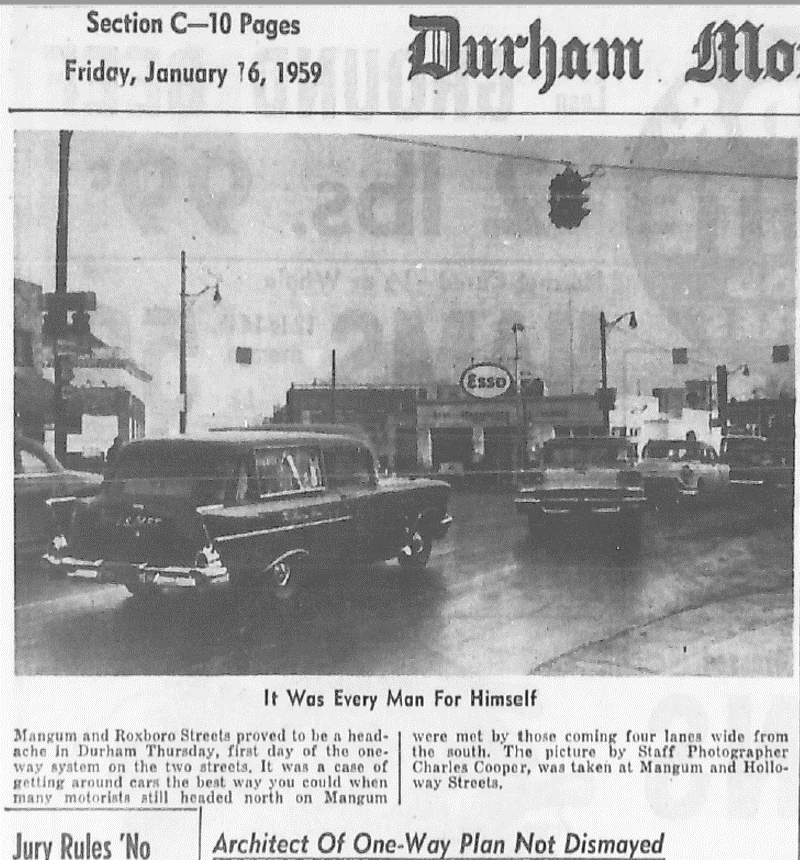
[103,443,240,505]
[643,442,701,462]
[721,438,770,465]
[542,442,634,468]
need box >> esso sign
[460,364,513,399]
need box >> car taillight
[617,470,641,487]
[194,545,221,568]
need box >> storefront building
[284,380,606,476]
[283,383,419,472]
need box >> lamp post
[599,310,637,433]
[179,250,222,434]
[715,363,749,436]
[53,130,73,461]
[511,322,526,469]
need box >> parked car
[41,429,453,601]
[515,437,645,554]
[638,439,730,507]
[719,434,794,510]
[14,434,102,559]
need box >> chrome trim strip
[214,514,353,543]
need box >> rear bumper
[41,550,229,594]
[516,495,645,516]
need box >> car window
[104,443,238,505]
[543,443,630,468]
[643,442,701,462]
[324,444,376,488]
[255,447,323,496]
[16,448,52,475]
[721,438,767,463]
[224,455,259,505]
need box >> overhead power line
[359,134,797,182]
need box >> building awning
[14,367,54,417]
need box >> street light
[511,322,526,469]
[716,363,750,435]
[511,322,525,393]
[599,310,637,432]
[179,250,222,434]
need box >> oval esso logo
[459,364,513,399]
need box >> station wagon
[42,428,453,602]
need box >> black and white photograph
[13,132,795,676]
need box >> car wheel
[398,524,432,571]
[264,555,305,604]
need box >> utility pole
[599,311,609,432]
[598,310,637,434]
[330,349,336,423]
[53,130,73,461]
[512,323,525,469]
[179,250,187,434]
[716,365,728,436]
[178,252,221,434]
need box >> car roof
[123,430,369,450]
[544,437,631,446]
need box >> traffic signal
[772,344,790,363]
[672,347,688,365]
[42,291,96,345]
[595,386,616,413]
[548,166,591,229]
[43,293,69,339]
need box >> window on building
[772,344,790,363]
[14,327,33,367]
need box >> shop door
[430,428,473,472]
[483,428,517,483]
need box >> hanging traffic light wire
[360,135,796,182]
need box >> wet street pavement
[14,491,794,676]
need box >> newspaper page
[2,5,798,860]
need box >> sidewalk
[532,588,795,676]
